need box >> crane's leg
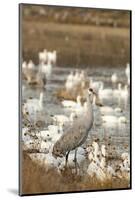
[65,151,70,167]
[74,148,79,174]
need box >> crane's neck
[86,94,93,123]
[86,94,93,109]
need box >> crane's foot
[75,162,80,174]
[73,149,79,174]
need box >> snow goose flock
[22,49,130,185]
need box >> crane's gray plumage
[52,88,95,163]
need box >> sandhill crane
[52,88,99,171]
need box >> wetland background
[20,4,130,195]
[21,4,130,67]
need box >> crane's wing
[58,123,87,152]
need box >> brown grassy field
[21,5,130,68]
[22,21,130,67]
[21,152,129,195]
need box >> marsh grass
[22,21,130,67]
[22,151,129,195]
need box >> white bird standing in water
[98,82,113,99]
[61,95,82,108]
[113,83,122,98]
[27,60,35,70]
[51,112,77,127]
[119,84,129,109]
[23,92,44,111]
[22,60,46,87]
[89,77,102,93]
[38,49,48,63]
[120,85,129,99]
[22,61,27,68]
[125,63,130,85]
[39,60,52,79]
[111,73,118,86]
[47,50,57,65]
[22,61,28,79]
[23,92,44,123]
[79,70,85,81]
[52,88,99,171]
[74,70,81,86]
[65,71,74,91]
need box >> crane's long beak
[89,88,97,96]
[92,90,97,96]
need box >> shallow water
[22,65,130,157]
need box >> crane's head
[88,88,96,94]
[88,88,96,103]
[88,88,103,106]
[52,142,65,159]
